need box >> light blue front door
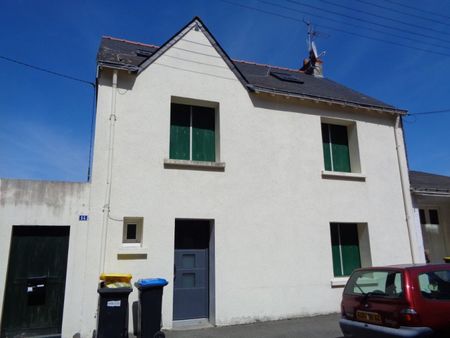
[173,249,209,320]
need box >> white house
[410,170,450,263]
[0,17,425,337]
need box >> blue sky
[1,0,449,182]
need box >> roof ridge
[102,36,159,49]
[233,59,303,73]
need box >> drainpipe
[99,69,118,273]
[394,115,424,263]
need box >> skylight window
[270,71,304,84]
[136,49,154,57]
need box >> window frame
[122,217,143,246]
[169,98,219,163]
[330,222,371,277]
[321,118,361,174]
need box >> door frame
[1,225,71,338]
[173,218,215,326]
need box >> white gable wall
[85,25,415,332]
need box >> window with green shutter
[170,103,216,162]
[330,223,361,277]
[322,123,351,173]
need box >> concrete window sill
[117,245,148,260]
[164,158,225,171]
[117,245,148,255]
[321,170,366,181]
[331,277,349,288]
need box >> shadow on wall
[99,69,137,91]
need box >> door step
[172,318,212,330]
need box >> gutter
[246,84,407,115]
[97,61,139,72]
[411,188,450,198]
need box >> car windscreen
[344,270,403,298]
[418,269,450,301]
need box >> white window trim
[321,118,363,175]
[330,276,349,287]
[122,217,143,246]
[170,96,221,163]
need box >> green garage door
[1,226,70,338]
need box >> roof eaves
[411,187,450,197]
[246,84,407,115]
[98,61,140,72]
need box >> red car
[340,264,450,338]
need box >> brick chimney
[300,49,323,78]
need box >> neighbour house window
[330,223,363,277]
[170,103,216,162]
[419,208,444,263]
[123,217,143,245]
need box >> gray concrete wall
[0,179,90,337]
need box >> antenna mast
[300,20,326,77]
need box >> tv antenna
[303,19,326,59]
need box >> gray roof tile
[97,36,404,113]
[409,170,450,193]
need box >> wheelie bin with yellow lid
[96,273,133,338]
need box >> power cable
[219,0,450,58]
[318,0,450,38]
[408,109,450,116]
[285,0,450,46]
[355,0,450,27]
[0,55,95,87]
[384,0,450,21]
[0,54,97,181]
[260,0,450,52]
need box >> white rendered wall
[412,194,450,262]
[85,26,414,334]
[0,179,89,337]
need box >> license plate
[356,310,382,324]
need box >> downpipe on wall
[99,70,118,273]
[394,115,424,264]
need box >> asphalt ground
[165,313,344,338]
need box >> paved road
[165,313,344,338]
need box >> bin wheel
[153,331,165,338]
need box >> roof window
[270,70,304,84]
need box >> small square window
[126,223,137,240]
[123,217,143,245]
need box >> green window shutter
[330,124,351,172]
[340,223,361,276]
[322,123,332,171]
[330,224,343,277]
[170,103,190,160]
[192,106,215,162]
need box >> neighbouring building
[0,17,426,337]
[410,170,450,263]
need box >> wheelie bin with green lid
[135,278,168,338]
[96,273,133,338]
